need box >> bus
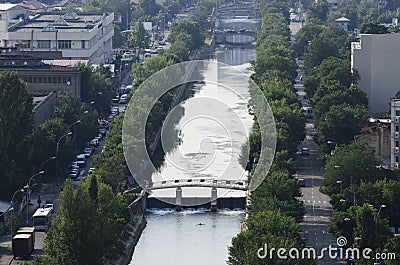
[32,208,52,231]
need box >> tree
[112,25,125,48]
[360,21,389,34]
[168,20,205,50]
[293,23,323,57]
[306,0,329,22]
[303,26,348,71]
[0,71,33,199]
[43,178,128,264]
[77,63,115,117]
[128,20,151,50]
[321,142,393,196]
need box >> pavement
[0,127,107,265]
[295,68,343,264]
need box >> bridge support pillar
[176,187,182,211]
[211,187,218,212]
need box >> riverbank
[108,192,147,265]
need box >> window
[396,110,400,116]
[43,77,47,83]
[21,40,30,48]
[58,40,71,49]
[53,77,57,83]
[396,156,399,162]
[37,40,51,49]
[58,77,62,83]
[396,125,399,132]
[33,77,37,83]
[28,77,32,83]
[81,40,85,49]
[38,77,42,83]
[62,77,67,83]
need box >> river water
[129,45,255,265]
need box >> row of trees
[228,2,311,264]
[92,5,206,191]
[300,4,400,264]
[295,15,369,157]
[322,142,400,265]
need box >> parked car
[84,147,93,158]
[297,178,306,187]
[68,170,79,179]
[99,128,107,136]
[90,138,99,148]
[301,147,310,156]
[119,94,128,104]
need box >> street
[295,70,339,264]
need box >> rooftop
[0,3,19,11]
[10,11,110,33]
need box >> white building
[0,4,114,64]
[351,33,400,113]
[390,99,400,169]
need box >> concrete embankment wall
[147,196,246,209]
[109,193,147,265]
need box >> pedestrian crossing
[302,200,329,204]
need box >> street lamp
[68,120,81,154]
[25,171,45,225]
[40,156,56,172]
[9,187,26,241]
[56,132,72,187]
[370,204,386,224]
[334,165,356,206]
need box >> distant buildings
[0,4,114,64]
[391,99,400,169]
[351,33,400,113]
[335,17,349,32]
[0,46,81,98]
[354,118,391,166]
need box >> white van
[119,94,128,104]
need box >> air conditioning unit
[394,162,399,168]
[396,132,400,138]
[394,147,399,153]
[394,117,400,123]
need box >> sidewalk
[0,185,59,265]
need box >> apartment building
[0,4,114,64]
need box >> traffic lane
[9,232,46,265]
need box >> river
[129,45,255,265]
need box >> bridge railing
[145,178,247,191]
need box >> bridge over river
[215,1,261,45]
[144,178,247,211]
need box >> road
[295,68,339,264]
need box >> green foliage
[360,21,389,34]
[306,0,329,22]
[77,63,116,117]
[0,71,33,199]
[322,142,389,196]
[293,23,323,57]
[303,26,348,71]
[43,178,128,264]
[229,3,307,263]
[168,20,205,51]
[228,211,313,265]
[128,20,151,50]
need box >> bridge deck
[146,178,248,191]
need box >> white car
[43,203,54,213]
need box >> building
[391,99,400,169]
[335,17,349,32]
[355,118,391,166]
[351,33,400,113]
[0,4,114,64]
[0,46,81,97]
[19,0,50,11]
[33,92,56,132]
